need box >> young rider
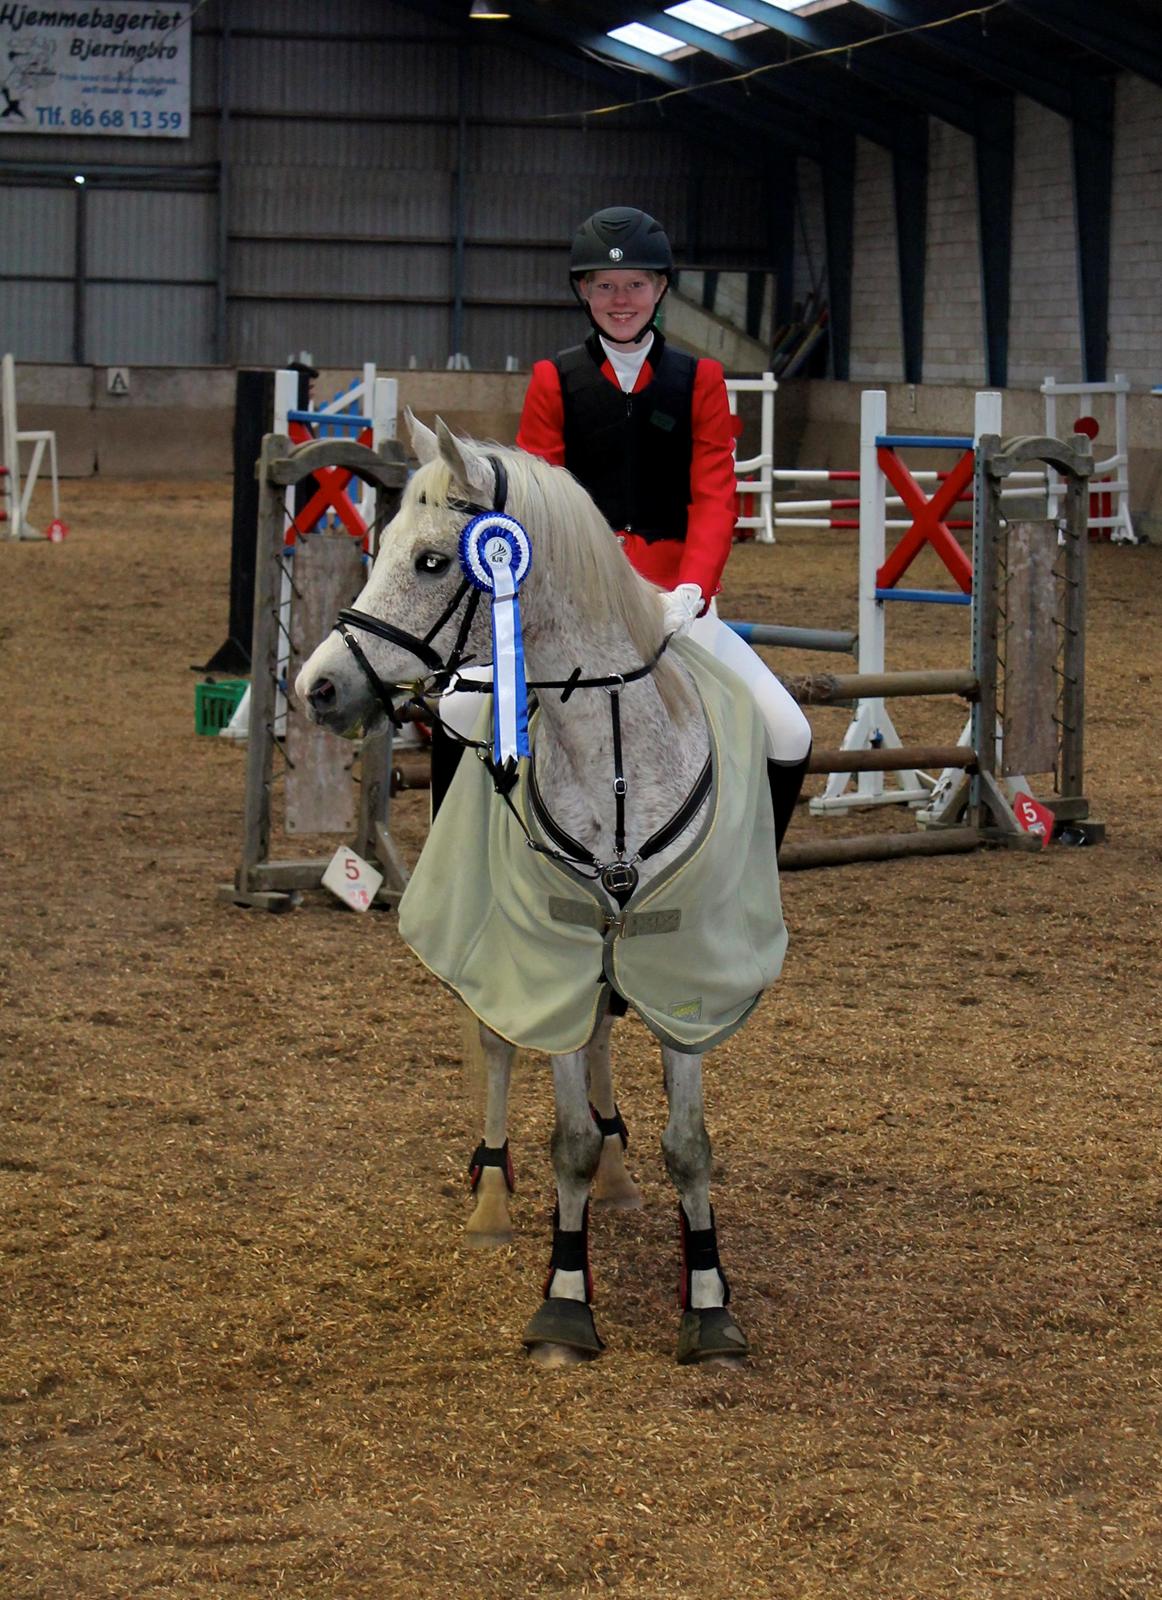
[516,205,811,848]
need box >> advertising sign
[0,3,191,138]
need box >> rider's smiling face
[578,270,665,345]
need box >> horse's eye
[415,550,451,576]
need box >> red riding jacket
[516,339,737,598]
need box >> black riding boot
[429,721,465,820]
[767,746,811,855]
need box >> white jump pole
[812,390,1003,817]
[1042,373,1136,544]
[727,370,777,545]
[2,353,63,542]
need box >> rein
[329,452,700,899]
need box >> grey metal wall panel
[86,284,216,365]
[461,306,580,370]
[228,0,447,38]
[468,123,693,180]
[0,3,772,370]
[230,166,454,239]
[464,247,568,305]
[465,174,690,244]
[696,172,769,257]
[88,191,217,280]
[231,240,450,299]
[2,188,74,274]
[0,111,220,168]
[0,282,75,363]
[228,116,453,171]
[230,299,451,369]
[229,37,457,119]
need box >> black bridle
[330,453,704,899]
[333,455,512,720]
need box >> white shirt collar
[599,333,655,393]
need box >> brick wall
[1108,73,1162,386]
[923,120,986,386]
[790,75,1161,391]
[1007,100,1083,386]
[849,140,902,381]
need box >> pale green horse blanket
[398,638,786,1055]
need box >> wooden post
[285,534,362,836]
[220,434,410,911]
[974,432,1096,837]
[1002,519,1059,776]
[231,433,289,907]
[1059,442,1089,805]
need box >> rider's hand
[661,583,705,638]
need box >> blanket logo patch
[669,997,703,1022]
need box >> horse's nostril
[308,678,337,710]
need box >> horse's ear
[405,407,439,465]
[435,417,495,503]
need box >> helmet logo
[608,248,623,262]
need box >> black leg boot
[767,746,811,855]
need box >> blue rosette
[459,513,533,766]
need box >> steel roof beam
[698,0,982,137]
[414,0,819,161]
[488,0,822,154]
[554,0,873,152]
[893,115,927,384]
[1072,77,1115,381]
[821,128,855,380]
[854,0,1088,124]
[974,93,1014,388]
[1010,0,1162,92]
[584,18,906,152]
[602,10,754,69]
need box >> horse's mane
[410,443,699,722]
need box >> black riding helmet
[569,206,674,343]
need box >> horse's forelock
[402,456,456,512]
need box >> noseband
[332,456,510,723]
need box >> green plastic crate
[195,678,248,736]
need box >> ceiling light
[608,22,681,56]
[665,1,751,34]
[470,0,510,17]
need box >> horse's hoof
[528,1341,593,1369]
[591,1181,643,1212]
[591,1141,643,1210]
[676,1307,749,1366]
[463,1227,513,1249]
[465,1170,513,1246]
[522,1297,605,1359]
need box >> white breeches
[689,603,813,764]
[436,603,813,764]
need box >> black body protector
[556,332,697,544]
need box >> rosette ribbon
[459,512,533,766]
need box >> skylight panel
[665,1,752,34]
[608,21,685,57]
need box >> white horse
[296,416,786,1366]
